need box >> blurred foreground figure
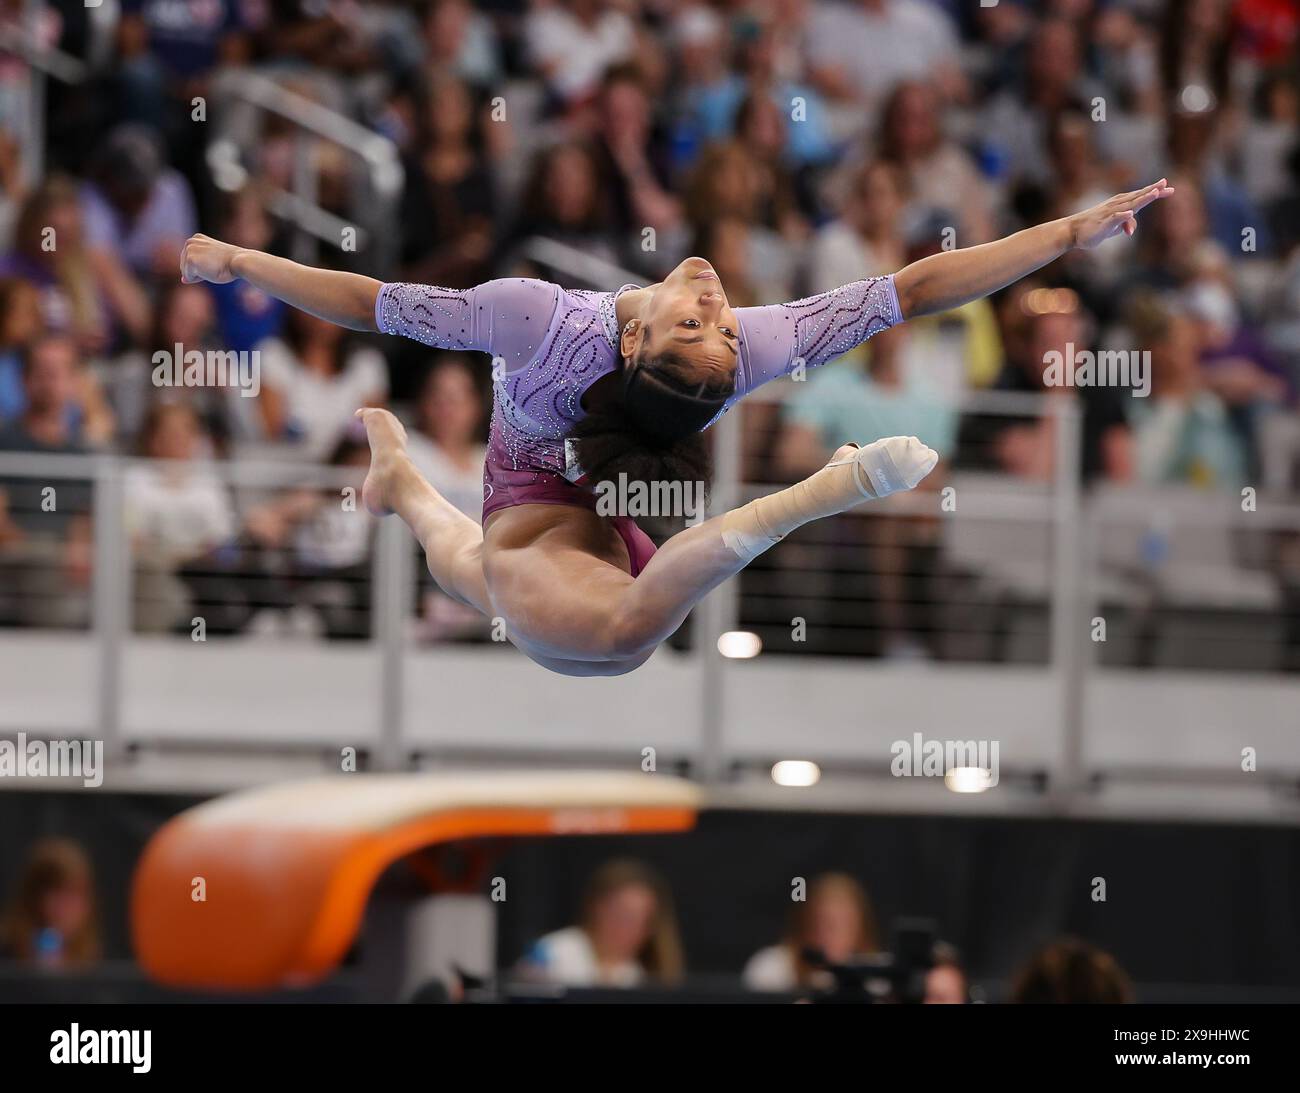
[1009,937,1134,1004]
[516,859,683,988]
[0,837,101,968]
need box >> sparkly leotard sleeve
[374,278,563,370]
[375,278,629,522]
[726,274,902,411]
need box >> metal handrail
[0,22,88,84]
[2,0,120,183]
[518,237,649,290]
[207,71,403,270]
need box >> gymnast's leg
[357,408,491,614]
[490,436,938,665]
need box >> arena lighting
[717,630,762,658]
[771,760,821,788]
[945,767,995,793]
[1021,286,1080,316]
[1178,83,1215,114]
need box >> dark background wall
[2,792,1297,999]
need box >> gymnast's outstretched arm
[721,179,1175,408]
[180,235,556,364]
[892,179,1174,320]
[180,234,383,331]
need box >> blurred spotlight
[718,631,762,658]
[771,760,821,787]
[1021,286,1079,316]
[1178,83,1215,114]
[944,767,994,793]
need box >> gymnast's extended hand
[892,179,1174,321]
[179,233,384,332]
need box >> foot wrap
[719,436,938,562]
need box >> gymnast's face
[624,256,740,387]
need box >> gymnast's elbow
[892,264,937,322]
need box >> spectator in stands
[589,65,682,251]
[1,175,150,351]
[406,356,487,520]
[924,940,969,1004]
[80,125,198,282]
[1009,936,1134,1003]
[686,141,797,297]
[1182,246,1291,472]
[1127,297,1247,491]
[807,161,909,291]
[256,306,388,462]
[691,216,767,307]
[0,837,101,967]
[126,403,239,632]
[806,0,966,117]
[517,860,684,988]
[504,142,621,272]
[734,93,812,237]
[206,185,288,357]
[1126,173,1215,294]
[1166,103,1271,257]
[0,334,100,626]
[743,872,879,992]
[0,130,25,251]
[284,434,375,641]
[406,356,488,641]
[978,17,1102,189]
[874,81,996,245]
[255,0,373,73]
[688,13,833,172]
[524,0,636,108]
[975,295,1131,483]
[398,73,497,288]
[114,0,252,175]
[1158,0,1234,109]
[417,0,503,90]
[0,276,42,423]
[0,331,109,452]
[1039,110,1134,312]
[105,281,229,448]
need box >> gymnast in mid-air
[180,180,1172,676]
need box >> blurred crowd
[0,0,1298,641]
[0,836,1134,1002]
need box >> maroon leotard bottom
[482,465,658,578]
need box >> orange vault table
[130,770,702,990]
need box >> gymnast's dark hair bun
[570,349,732,507]
[569,402,714,506]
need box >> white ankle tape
[835,437,937,499]
[721,525,778,564]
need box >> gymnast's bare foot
[357,407,413,517]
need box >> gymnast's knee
[602,605,664,661]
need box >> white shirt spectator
[80,172,197,277]
[743,944,800,992]
[807,0,959,104]
[124,463,236,563]
[524,4,635,102]
[406,433,486,520]
[521,926,644,988]
[806,220,896,293]
[256,339,388,461]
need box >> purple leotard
[375,275,902,574]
